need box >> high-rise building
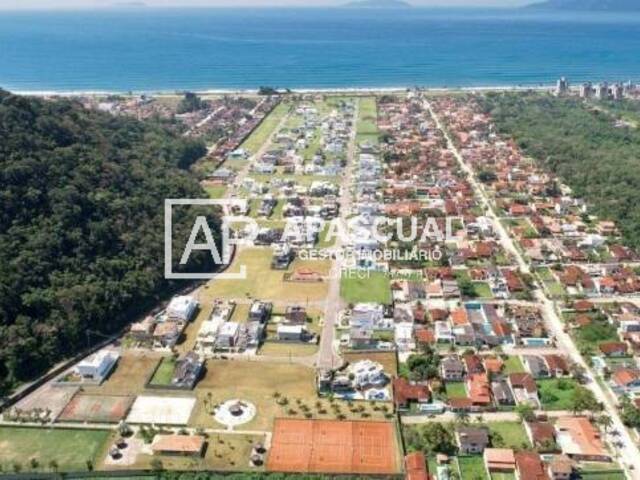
[595,82,609,100]
[555,77,569,96]
[579,82,593,98]
[612,83,624,100]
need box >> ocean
[1,7,640,92]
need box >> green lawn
[340,270,391,304]
[502,355,525,374]
[240,102,289,154]
[537,378,580,410]
[472,282,493,299]
[356,97,379,144]
[445,381,467,399]
[204,185,227,199]
[0,427,111,472]
[486,422,531,449]
[579,472,626,480]
[149,356,176,386]
[491,473,516,480]
[457,456,489,480]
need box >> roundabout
[213,399,256,428]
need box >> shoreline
[11,84,557,97]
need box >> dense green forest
[480,92,640,250]
[0,90,216,394]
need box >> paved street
[316,99,359,371]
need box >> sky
[0,0,531,10]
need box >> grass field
[491,473,516,480]
[82,353,160,396]
[0,427,111,472]
[340,270,391,304]
[149,356,176,386]
[472,282,493,299]
[502,356,525,374]
[486,422,530,449]
[190,359,388,431]
[537,378,580,411]
[191,359,318,431]
[457,456,489,480]
[204,185,227,199]
[445,382,468,399]
[258,341,319,357]
[202,248,328,302]
[356,97,379,145]
[240,102,289,154]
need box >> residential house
[515,452,549,480]
[508,373,539,407]
[441,356,465,381]
[393,377,430,411]
[555,416,611,462]
[456,426,489,454]
[484,448,516,473]
[75,350,120,382]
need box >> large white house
[76,349,120,382]
[166,296,199,322]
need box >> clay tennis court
[267,418,400,474]
[58,393,133,423]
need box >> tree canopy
[0,90,214,394]
[481,92,640,250]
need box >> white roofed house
[348,360,389,390]
[395,322,416,352]
[215,322,241,351]
[277,324,307,342]
[166,295,199,322]
[75,349,120,383]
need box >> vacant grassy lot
[258,342,318,357]
[240,101,289,154]
[191,359,318,431]
[457,456,489,480]
[537,378,580,411]
[0,427,110,472]
[203,248,328,302]
[502,355,525,374]
[486,422,530,449]
[149,356,176,386]
[128,432,266,472]
[340,270,391,304]
[357,97,379,145]
[472,282,493,299]
[491,473,516,480]
[83,353,160,396]
[445,382,467,399]
[203,184,227,199]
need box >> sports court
[267,418,400,474]
[58,393,133,423]
[126,395,196,425]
